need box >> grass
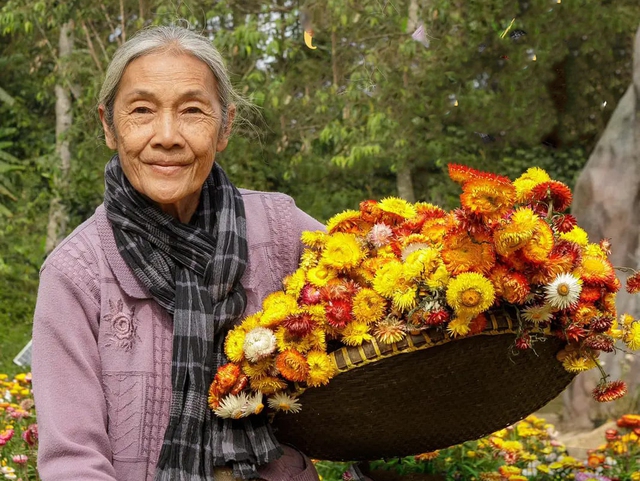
[0,317,32,376]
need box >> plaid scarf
[104,156,282,480]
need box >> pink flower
[10,408,30,420]
[12,454,28,465]
[0,428,15,446]
[368,223,393,248]
[21,424,37,447]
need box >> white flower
[213,393,249,419]
[245,392,265,415]
[544,273,582,310]
[243,327,277,362]
[367,223,393,248]
[522,304,554,324]
[267,392,302,414]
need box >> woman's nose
[151,111,185,149]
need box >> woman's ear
[216,103,236,152]
[98,105,118,150]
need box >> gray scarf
[104,156,282,479]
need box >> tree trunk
[45,20,74,254]
[563,24,640,429]
[396,0,419,203]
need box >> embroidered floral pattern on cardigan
[104,299,140,351]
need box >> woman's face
[99,51,234,222]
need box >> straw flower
[267,392,302,413]
[447,316,472,337]
[623,321,640,350]
[249,376,288,395]
[513,166,551,203]
[276,349,309,382]
[626,272,640,294]
[592,380,627,402]
[306,263,337,287]
[493,208,538,256]
[378,196,417,219]
[306,350,337,387]
[322,233,364,270]
[300,230,328,248]
[241,357,273,379]
[326,209,362,234]
[460,178,516,220]
[352,288,387,324]
[245,392,265,415]
[373,318,406,344]
[342,321,374,346]
[446,272,496,319]
[283,268,306,298]
[368,223,394,247]
[441,231,495,275]
[213,392,250,419]
[544,273,582,310]
[559,226,589,246]
[562,352,597,373]
[261,292,299,327]
[224,327,247,363]
[243,327,277,363]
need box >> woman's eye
[184,107,203,114]
[132,106,152,114]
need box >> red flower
[592,380,627,402]
[283,313,317,337]
[469,313,488,335]
[565,323,587,343]
[553,214,578,233]
[590,315,614,333]
[625,272,640,294]
[300,284,322,305]
[530,180,573,212]
[584,335,615,353]
[22,424,38,447]
[605,428,619,441]
[325,299,353,328]
[425,309,450,326]
[515,332,532,350]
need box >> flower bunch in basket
[208,164,640,419]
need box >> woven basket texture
[273,310,575,461]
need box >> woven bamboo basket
[272,308,575,461]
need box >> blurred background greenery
[0,0,637,377]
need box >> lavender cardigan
[32,190,324,481]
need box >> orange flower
[626,272,640,294]
[359,200,383,224]
[448,163,511,185]
[275,349,309,382]
[617,414,640,429]
[441,231,495,275]
[577,255,616,287]
[501,272,530,304]
[530,180,573,212]
[460,178,516,221]
[592,380,627,402]
[521,220,554,264]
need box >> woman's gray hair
[99,25,247,135]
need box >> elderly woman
[32,26,323,481]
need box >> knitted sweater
[32,190,324,481]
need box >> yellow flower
[301,230,328,248]
[241,358,273,379]
[321,233,364,270]
[240,312,262,332]
[441,231,495,275]
[559,226,589,246]
[307,328,327,351]
[426,264,450,291]
[521,220,554,263]
[342,321,374,346]
[502,440,523,452]
[623,321,640,350]
[283,268,306,298]
[352,288,387,324]
[372,260,404,298]
[261,292,299,328]
[250,376,287,395]
[460,178,516,220]
[326,210,362,234]
[403,247,441,280]
[562,352,597,373]
[378,196,417,219]
[373,318,406,344]
[493,208,537,256]
[584,243,607,259]
[224,327,246,363]
[447,316,471,337]
[392,287,418,312]
[275,327,313,353]
[306,350,337,387]
[446,272,496,318]
[299,249,320,270]
[513,167,551,203]
[306,264,337,287]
